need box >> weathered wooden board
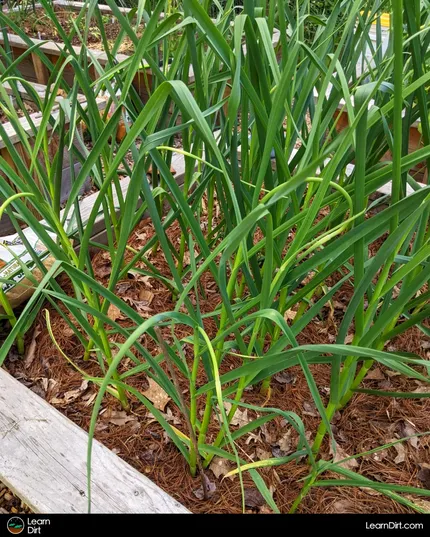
[0,367,189,513]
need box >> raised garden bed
[2,205,429,514]
[0,80,106,235]
[1,1,429,518]
[0,1,155,101]
[334,108,427,184]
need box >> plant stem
[154,327,208,497]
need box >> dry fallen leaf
[277,429,293,455]
[256,448,272,461]
[391,440,406,464]
[223,402,250,427]
[143,378,171,411]
[361,486,381,497]
[404,496,430,513]
[331,500,355,513]
[273,371,296,385]
[139,289,154,305]
[50,380,89,405]
[83,392,97,407]
[417,465,430,489]
[193,475,216,500]
[303,401,318,417]
[261,422,278,445]
[107,303,124,321]
[96,261,112,278]
[209,457,232,480]
[245,431,261,445]
[104,409,137,427]
[345,334,354,344]
[162,407,182,425]
[24,326,41,368]
[284,309,296,322]
[372,449,388,462]
[399,421,419,449]
[413,384,430,394]
[366,368,385,380]
[330,441,358,470]
[244,488,265,508]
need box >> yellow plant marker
[360,11,390,28]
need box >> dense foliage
[0,0,429,513]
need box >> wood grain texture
[31,53,49,85]
[0,367,189,514]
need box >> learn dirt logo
[7,517,24,534]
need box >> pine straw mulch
[0,483,32,515]
[3,215,430,514]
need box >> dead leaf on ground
[331,500,355,513]
[390,439,406,464]
[245,431,261,444]
[345,334,354,344]
[107,303,124,321]
[162,407,182,425]
[404,496,430,513]
[40,377,57,394]
[103,409,138,427]
[209,457,232,480]
[284,309,296,322]
[417,465,430,490]
[139,289,154,305]
[372,449,388,462]
[303,401,318,417]
[330,441,359,470]
[24,326,41,368]
[398,421,419,449]
[96,261,112,278]
[273,371,296,385]
[193,475,216,500]
[244,488,265,508]
[256,448,272,461]
[143,378,170,411]
[261,422,278,445]
[385,370,401,378]
[366,368,385,380]
[413,384,430,394]
[83,392,97,407]
[275,429,293,456]
[223,402,250,427]
[50,380,89,405]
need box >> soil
[0,100,38,124]
[2,212,430,514]
[7,6,144,55]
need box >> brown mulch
[3,214,430,514]
[0,483,32,514]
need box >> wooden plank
[3,81,50,101]
[0,367,189,514]
[31,53,49,85]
